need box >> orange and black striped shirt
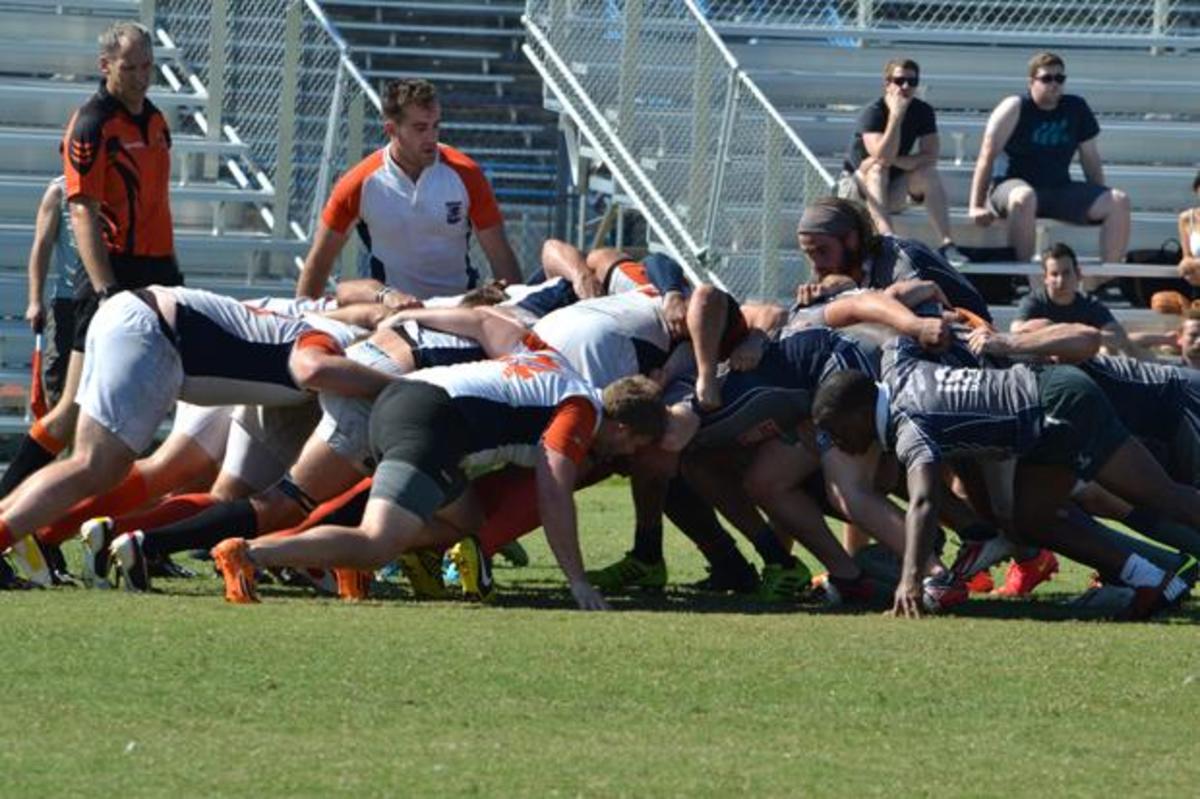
[62,81,174,258]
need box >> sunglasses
[889,76,919,87]
[1033,73,1067,84]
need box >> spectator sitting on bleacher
[295,78,523,305]
[835,58,964,267]
[1178,170,1200,286]
[25,176,86,406]
[968,52,1131,266]
[1011,242,1139,357]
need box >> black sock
[318,489,370,528]
[663,478,751,572]
[630,523,664,565]
[750,526,796,568]
[0,435,57,498]
[1123,505,1200,560]
[141,499,258,559]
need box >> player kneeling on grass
[211,319,667,611]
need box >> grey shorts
[170,402,232,462]
[77,292,182,454]
[367,380,469,521]
[990,179,1108,226]
[223,401,322,492]
[315,340,406,471]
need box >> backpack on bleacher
[1119,239,1191,308]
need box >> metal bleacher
[316,0,559,208]
[0,0,308,429]
[729,38,1200,255]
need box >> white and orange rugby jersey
[155,287,343,408]
[405,338,603,472]
[321,144,502,299]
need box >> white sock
[1119,555,1165,588]
[1164,576,1189,603]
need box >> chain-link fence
[698,0,1185,40]
[524,0,833,301]
[154,0,551,282]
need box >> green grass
[4,477,1200,798]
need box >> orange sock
[36,466,151,547]
[476,467,540,557]
[113,493,221,537]
[0,518,14,551]
[259,478,372,541]
[28,419,66,455]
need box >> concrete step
[0,36,178,76]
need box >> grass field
[4,477,1200,798]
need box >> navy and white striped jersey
[865,235,991,322]
[696,327,876,449]
[882,337,1043,468]
[1077,355,1188,443]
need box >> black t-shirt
[1015,286,1115,328]
[997,93,1100,187]
[844,97,937,179]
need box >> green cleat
[398,548,449,599]
[757,561,813,602]
[585,552,667,592]
[496,540,530,567]
[447,536,496,604]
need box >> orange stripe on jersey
[439,144,503,231]
[321,149,386,235]
[520,331,555,353]
[541,397,598,465]
[295,330,343,356]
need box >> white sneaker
[109,530,150,592]
[78,517,114,589]
[939,243,968,268]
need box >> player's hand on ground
[728,330,767,371]
[888,580,924,619]
[661,291,688,340]
[968,205,995,227]
[570,580,610,611]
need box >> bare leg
[1089,188,1132,265]
[908,164,954,246]
[744,437,858,579]
[1004,183,1038,262]
[247,498,428,571]
[687,284,730,411]
[1,415,135,538]
[1013,462,1126,574]
[1095,438,1200,530]
[856,160,895,236]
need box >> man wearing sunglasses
[969,52,1131,266]
[838,59,964,267]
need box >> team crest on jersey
[445,201,463,225]
[502,352,560,380]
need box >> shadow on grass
[118,571,1200,624]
